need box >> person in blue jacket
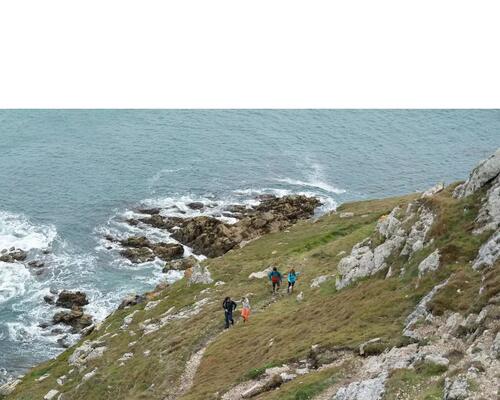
[268,266,282,294]
[286,268,299,294]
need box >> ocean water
[0,109,499,381]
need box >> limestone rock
[417,249,440,277]
[376,207,402,238]
[491,332,500,359]
[333,372,387,400]
[43,389,59,400]
[423,354,449,369]
[474,174,500,234]
[339,212,354,218]
[189,265,213,285]
[249,267,272,279]
[453,148,500,198]
[310,275,331,288]
[473,231,500,270]
[403,279,449,338]
[421,182,444,198]
[401,206,434,256]
[444,375,469,400]
[68,340,107,367]
[0,379,22,396]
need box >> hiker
[268,266,282,294]
[241,296,251,322]
[222,296,237,329]
[286,268,299,294]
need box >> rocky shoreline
[0,194,323,350]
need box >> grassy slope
[6,186,497,400]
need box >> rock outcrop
[56,291,89,309]
[119,236,184,263]
[138,195,320,258]
[453,148,500,198]
[417,249,440,277]
[0,247,27,263]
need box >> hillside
[2,149,499,400]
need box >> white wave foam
[275,177,346,194]
[0,210,56,251]
[0,262,35,303]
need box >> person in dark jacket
[222,296,237,328]
[268,266,282,294]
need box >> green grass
[8,186,497,400]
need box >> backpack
[270,271,280,283]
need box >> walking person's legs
[224,311,230,328]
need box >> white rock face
[248,267,272,279]
[421,182,445,198]
[417,249,440,277]
[376,207,402,239]
[332,372,387,400]
[189,265,213,284]
[492,332,500,359]
[68,340,107,367]
[473,231,500,270]
[336,234,405,290]
[401,207,434,256]
[403,279,449,339]
[423,354,449,368]
[453,148,500,198]
[144,300,161,311]
[474,175,500,234]
[339,212,354,218]
[0,379,22,396]
[310,275,331,288]
[43,389,59,400]
[444,375,469,400]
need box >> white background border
[1,0,499,108]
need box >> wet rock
[187,202,204,210]
[418,249,440,277]
[137,207,161,215]
[44,295,56,305]
[27,260,45,268]
[118,294,146,309]
[444,375,469,399]
[39,322,50,329]
[53,309,93,330]
[163,256,198,272]
[0,248,27,263]
[57,335,72,348]
[120,236,150,248]
[56,290,89,309]
[120,247,155,263]
[453,148,500,198]
[151,242,184,261]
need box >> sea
[0,109,499,382]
